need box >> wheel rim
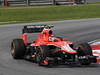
[36,53,41,62]
[78,45,84,51]
[11,42,15,56]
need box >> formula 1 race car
[11,24,97,67]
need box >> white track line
[0,18,100,27]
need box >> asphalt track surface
[0,18,100,75]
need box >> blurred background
[0,0,100,7]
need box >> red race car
[11,24,97,67]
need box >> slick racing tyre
[11,39,26,59]
[36,45,50,66]
[77,43,93,65]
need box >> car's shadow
[25,59,100,68]
[51,64,100,68]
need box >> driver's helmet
[43,29,53,37]
[42,29,53,41]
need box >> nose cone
[61,45,77,54]
[62,49,77,54]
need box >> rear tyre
[77,43,93,65]
[11,39,26,59]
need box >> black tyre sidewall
[11,39,26,59]
[77,43,93,65]
[36,45,49,66]
[77,43,93,56]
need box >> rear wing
[22,24,54,33]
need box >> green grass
[0,4,100,25]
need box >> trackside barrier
[4,0,9,6]
[2,0,100,6]
[4,0,76,6]
[0,0,1,6]
[4,0,98,6]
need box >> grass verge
[0,4,100,25]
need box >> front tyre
[77,43,93,65]
[36,45,52,67]
[11,39,26,59]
